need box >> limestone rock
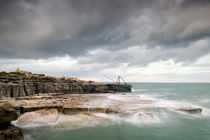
[0,124,23,140]
[0,72,129,97]
[105,84,132,92]
[0,100,23,140]
[0,100,18,124]
[177,107,202,114]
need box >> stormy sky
[0,0,210,82]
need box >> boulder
[0,100,23,140]
[0,124,23,140]
[0,100,18,124]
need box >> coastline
[0,71,131,97]
[0,71,204,140]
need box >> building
[15,68,45,77]
[15,68,32,74]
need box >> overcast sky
[0,0,210,82]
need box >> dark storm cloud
[0,0,210,60]
[0,0,156,58]
[180,0,210,7]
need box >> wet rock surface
[2,94,201,130]
[0,100,23,140]
[176,107,202,114]
[105,84,132,92]
[0,100,18,124]
[0,93,203,133]
[0,124,23,140]
[10,94,202,116]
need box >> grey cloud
[0,0,155,58]
[0,0,210,65]
[180,0,210,8]
[77,38,210,66]
[116,0,210,48]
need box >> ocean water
[23,83,210,140]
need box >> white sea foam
[132,89,148,92]
[12,121,53,128]
[107,94,140,102]
[94,111,167,127]
[53,114,64,126]
[198,98,210,104]
[12,113,64,128]
[107,94,205,115]
[199,107,210,117]
[90,93,210,121]
[138,94,210,118]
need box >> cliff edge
[0,71,131,97]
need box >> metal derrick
[103,74,128,85]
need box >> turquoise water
[24,83,210,140]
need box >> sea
[23,83,210,140]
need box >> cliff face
[0,72,114,97]
[0,72,132,97]
[105,84,132,92]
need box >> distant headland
[0,68,132,97]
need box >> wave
[12,113,64,128]
[198,98,210,104]
[12,93,210,130]
[108,94,210,117]
[139,94,210,118]
[93,112,166,126]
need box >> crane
[117,76,127,85]
[103,74,128,85]
[103,74,117,84]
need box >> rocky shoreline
[0,93,203,139]
[0,70,133,139]
[0,100,23,140]
[0,71,131,97]
[0,71,203,140]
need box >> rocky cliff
[0,72,131,97]
[105,84,132,92]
